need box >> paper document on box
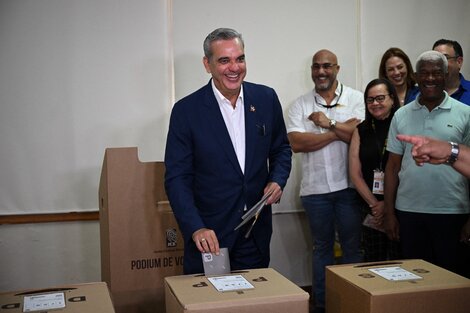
[23,293,66,312]
[368,266,423,281]
[207,274,255,292]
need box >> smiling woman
[378,47,419,106]
[349,78,401,262]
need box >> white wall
[0,0,172,216]
[0,222,100,291]
[1,0,470,292]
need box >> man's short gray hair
[203,28,244,60]
[416,50,448,73]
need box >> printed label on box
[368,266,423,281]
[23,292,66,312]
[207,275,255,292]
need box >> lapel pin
[250,105,256,112]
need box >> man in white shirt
[287,49,365,313]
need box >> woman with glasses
[379,47,419,106]
[349,78,401,261]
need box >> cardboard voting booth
[164,268,309,313]
[326,259,470,313]
[0,282,115,313]
[99,147,184,313]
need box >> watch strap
[446,141,459,165]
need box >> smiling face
[385,56,408,88]
[416,60,446,107]
[311,50,340,92]
[366,84,394,120]
[203,38,246,103]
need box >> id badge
[372,169,384,195]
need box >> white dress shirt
[211,80,246,173]
[287,81,365,195]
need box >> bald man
[286,49,365,313]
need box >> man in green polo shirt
[384,50,470,278]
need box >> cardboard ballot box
[99,147,184,313]
[0,282,114,313]
[164,268,309,313]
[326,259,470,313]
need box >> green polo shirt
[387,93,470,214]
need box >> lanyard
[371,119,387,171]
[315,83,343,109]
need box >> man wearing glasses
[286,49,365,313]
[384,51,470,278]
[433,39,470,105]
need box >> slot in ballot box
[0,282,115,313]
[164,268,309,313]
[326,259,470,313]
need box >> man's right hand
[396,134,449,165]
[192,228,220,255]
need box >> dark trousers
[230,227,269,271]
[397,210,470,277]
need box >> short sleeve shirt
[387,93,470,214]
[287,82,365,195]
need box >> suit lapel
[244,83,257,176]
[202,82,244,177]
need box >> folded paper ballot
[202,247,231,276]
[234,191,272,238]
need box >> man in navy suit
[164,28,292,274]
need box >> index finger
[396,134,424,146]
[207,230,220,255]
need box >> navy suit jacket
[164,80,292,273]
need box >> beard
[314,78,334,91]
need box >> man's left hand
[264,182,282,205]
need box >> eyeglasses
[444,54,459,60]
[365,94,390,104]
[311,63,337,71]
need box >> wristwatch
[329,119,337,129]
[446,141,459,165]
